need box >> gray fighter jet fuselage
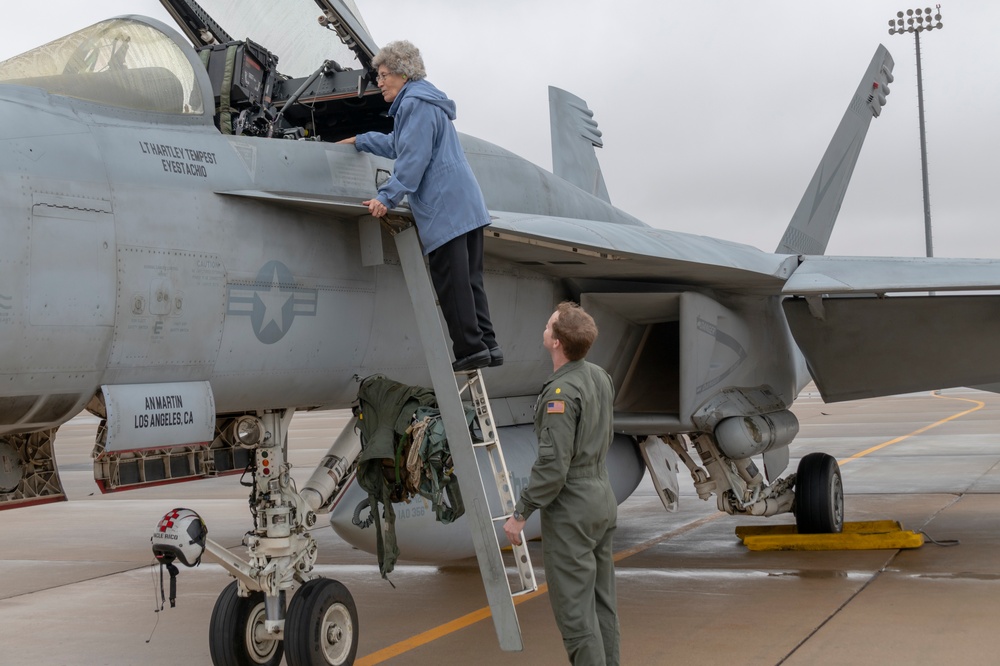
[0,11,890,533]
[0,25,676,434]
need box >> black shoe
[452,349,491,372]
[488,347,504,367]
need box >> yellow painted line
[612,511,722,562]
[358,390,984,663]
[355,585,550,666]
[356,512,723,665]
[837,391,984,467]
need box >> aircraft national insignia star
[226,260,317,344]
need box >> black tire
[285,578,359,666]
[794,452,844,534]
[209,581,283,666]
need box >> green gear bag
[354,375,476,578]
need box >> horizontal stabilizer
[784,295,1000,402]
[776,45,894,255]
[783,255,1000,295]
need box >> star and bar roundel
[226,260,318,344]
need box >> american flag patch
[547,400,565,414]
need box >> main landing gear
[654,431,845,534]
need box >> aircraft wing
[219,190,799,290]
[783,255,1000,402]
[223,188,1000,404]
[485,212,798,290]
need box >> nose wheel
[794,452,844,534]
[284,578,359,666]
[208,581,283,666]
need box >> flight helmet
[151,507,208,567]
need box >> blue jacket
[355,79,491,254]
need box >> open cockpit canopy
[157,0,390,140]
[0,2,390,139]
[0,17,204,115]
[161,0,375,77]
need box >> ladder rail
[464,372,537,594]
[390,221,533,652]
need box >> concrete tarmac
[2,387,1000,665]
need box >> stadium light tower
[888,5,943,258]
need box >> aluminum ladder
[388,219,537,651]
[459,368,538,598]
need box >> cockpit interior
[0,0,393,141]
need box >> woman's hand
[336,136,357,145]
[364,199,388,218]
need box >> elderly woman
[340,40,500,372]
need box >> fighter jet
[2,0,1000,664]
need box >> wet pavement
[2,387,1000,665]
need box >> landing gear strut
[794,452,844,533]
[660,430,847,532]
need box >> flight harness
[354,375,473,577]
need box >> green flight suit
[515,359,620,666]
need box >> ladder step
[390,223,534,651]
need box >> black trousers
[427,229,496,359]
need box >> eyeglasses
[375,71,396,83]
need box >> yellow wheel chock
[736,520,924,551]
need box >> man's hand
[503,515,527,546]
[363,199,388,218]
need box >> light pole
[888,6,943,258]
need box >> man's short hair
[552,301,598,361]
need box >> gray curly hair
[372,40,426,80]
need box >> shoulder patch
[546,400,565,414]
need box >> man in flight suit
[503,301,619,666]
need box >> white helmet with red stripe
[151,508,207,567]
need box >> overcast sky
[1,1,996,259]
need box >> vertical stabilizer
[775,45,894,255]
[549,86,611,203]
